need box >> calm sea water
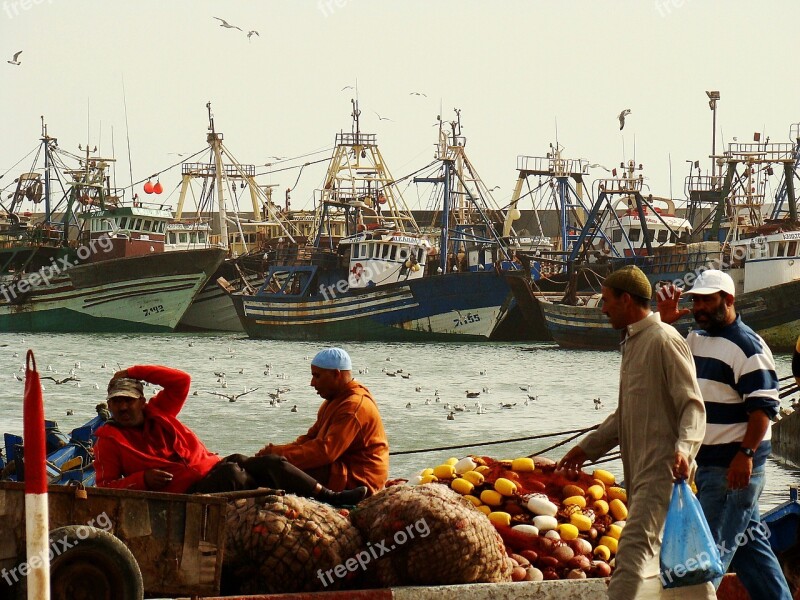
[0,332,797,510]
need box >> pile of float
[412,454,626,582]
[222,454,627,593]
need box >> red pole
[23,350,49,599]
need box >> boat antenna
[111,125,116,189]
[351,98,361,136]
[668,152,673,201]
[122,76,135,195]
[554,116,558,148]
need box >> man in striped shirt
[658,269,791,600]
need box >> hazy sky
[2,0,799,215]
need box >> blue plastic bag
[660,479,724,588]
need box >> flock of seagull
[3,340,607,426]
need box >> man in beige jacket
[559,266,713,599]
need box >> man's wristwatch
[738,446,755,458]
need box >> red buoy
[143,180,154,194]
[153,181,163,194]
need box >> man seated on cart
[93,364,367,507]
[256,347,389,496]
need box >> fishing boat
[538,133,800,351]
[501,150,719,341]
[227,102,515,341]
[0,123,225,332]
[166,104,300,332]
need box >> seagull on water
[618,109,631,130]
[213,17,242,31]
[7,51,22,66]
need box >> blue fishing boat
[2,407,107,486]
[228,103,517,341]
[537,136,800,351]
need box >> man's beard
[694,303,728,330]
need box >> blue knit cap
[311,347,352,371]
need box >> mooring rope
[389,425,599,456]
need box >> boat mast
[207,102,229,251]
[41,117,52,221]
[313,99,419,240]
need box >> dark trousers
[188,453,320,495]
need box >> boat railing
[335,132,377,147]
[516,155,589,177]
[610,244,725,276]
[597,177,643,194]
[181,162,256,178]
[725,142,795,162]
[272,246,338,268]
[686,175,723,193]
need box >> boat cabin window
[141,220,150,232]
[120,218,128,229]
[398,248,408,261]
[417,248,425,263]
[390,245,397,260]
[179,233,188,244]
[134,218,142,230]
[167,232,176,244]
[788,241,798,257]
[381,244,391,259]
[628,228,641,242]
[657,229,669,243]
[777,242,787,257]
[612,229,623,243]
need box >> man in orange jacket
[257,348,389,495]
[94,364,367,506]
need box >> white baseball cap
[685,269,736,297]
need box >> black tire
[43,525,143,600]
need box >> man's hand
[727,452,753,490]
[656,284,691,325]
[557,445,588,474]
[672,451,690,480]
[109,368,130,386]
[143,469,173,490]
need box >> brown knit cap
[602,265,652,300]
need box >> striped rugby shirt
[687,315,779,467]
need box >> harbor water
[0,332,797,510]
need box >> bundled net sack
[350,483,512,586]
[223,492,363,594]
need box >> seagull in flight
[7,51,22,66]
[247,30,259,40]
[341,85,355,91]
[409,91,427,97]
[588,163,611,172]
[618,109,631,130]
[213,17,242,31]
[41,376,79,385]
[374,111,393,122]
[205,387,260,402]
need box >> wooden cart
[0,481,229,599]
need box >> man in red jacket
[94,364,367,506]
[257,348,389,495]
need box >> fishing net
[223,492,363,594]
[350,483,512,586]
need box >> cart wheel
[46,525,143,600]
